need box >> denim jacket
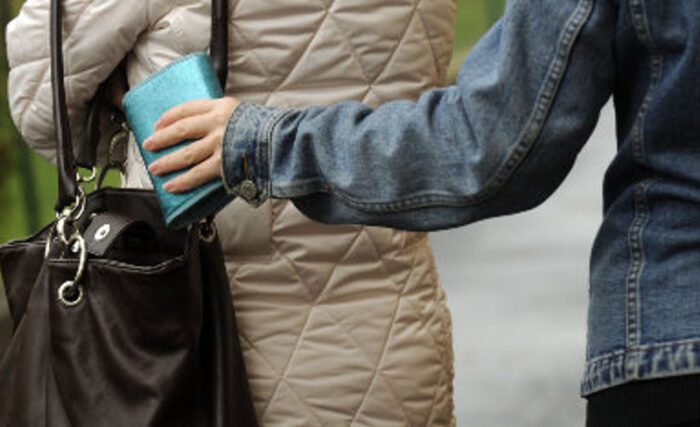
[221,0,700,396]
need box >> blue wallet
[123,53,234,229]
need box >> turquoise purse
[123,53,234,229]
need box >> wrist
[221,102,291,207]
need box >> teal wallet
[123,53,234,229]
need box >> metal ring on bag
[77,167,97,184]
[199,220,218,243]
[71,186,87,221]
[72,235,87,284]
[57,235,87,307]
[56,189,88,246]
[58,281,84,307]
[56,187,87,223]
[56,217,72,246]
[56,194,81,220]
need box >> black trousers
[586,375,700,427]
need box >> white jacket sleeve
[6,0,150,163]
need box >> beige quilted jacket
[7,0,457,425]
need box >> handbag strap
[211,0,229,89]
[51,0,77,211]
[51,0,229,212]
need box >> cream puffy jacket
[7,1,457,425]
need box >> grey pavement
[430,104,617,427]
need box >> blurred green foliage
[1,0,58,245]
[454,0,505,52]
[449,0,506,80]
[0,0,504,244]
[0,0,19,233]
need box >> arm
[6,0,150,164]
[222,0,616,231]
[146,0,616,231]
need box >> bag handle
[51,0,229,212]
[50,0,76,211]
[211,0,229,89]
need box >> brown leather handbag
[0,0,257,425]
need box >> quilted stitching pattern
[226,0,455,109]
[229,202,455,425]
[220,0,457,424]
[7,0,456,424]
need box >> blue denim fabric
[221,103,288,206]
[222,0,700,396]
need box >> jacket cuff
[221,102,291,207]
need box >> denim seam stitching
[624,180,654,380]
[628,0,654,48]
[581,338,700,396]
[629,53,662,164]
[310,0,595,213]
[587,348,628,364]
[628,0,662,166]
[261,109,298,201]
[221,104,248,194]
[587,336,700,365]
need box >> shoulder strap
[51,0,230,211]
[51,0,77,211]
[211,0,229,88]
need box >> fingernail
[163,182,175,192]
[144,138,154,150]
[149,162,160,175]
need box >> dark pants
[586,375,700,427]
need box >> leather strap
[75,82,107,169]
[83,212,154,257]
[51,0,78,211]
[51,0,229,211]
[211,0,229,88]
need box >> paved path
[430,104,617,426]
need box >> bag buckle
[57,235,87,307]
[49,185,89,307]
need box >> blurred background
[0,1,617,426]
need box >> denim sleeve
[222,0,616,231]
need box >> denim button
[240,179,258,202]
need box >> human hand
[144,97,241,193]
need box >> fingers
[144,114,212,151]
[144,97,239,193]
[163,154,221,194]
[155,100,216,131]
[149,134,218,176]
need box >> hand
[144,97,241,193]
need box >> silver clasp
[50,186,89,307]
[57,235,87,307]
